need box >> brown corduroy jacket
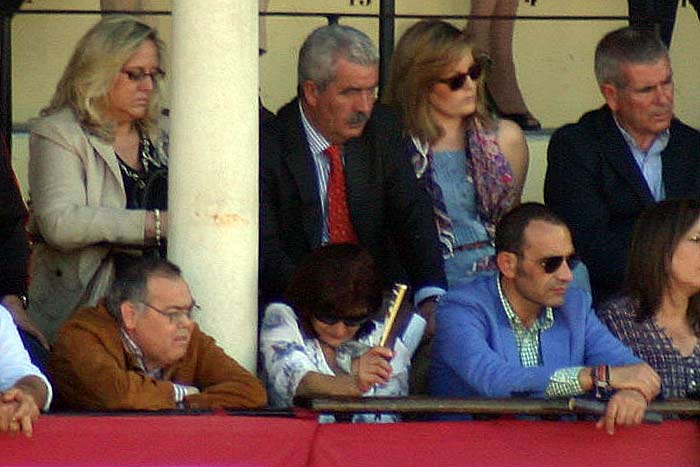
[48,304,267,411]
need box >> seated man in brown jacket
[48,257,267,410]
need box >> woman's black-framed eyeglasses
[121,67,166,83]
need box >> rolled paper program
[379,283,408,347]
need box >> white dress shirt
[0,305,52,410]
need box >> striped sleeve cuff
[173,383,187,403]
[545,366,586,398]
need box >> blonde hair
[42,15,165,141]
[384,20,493,145]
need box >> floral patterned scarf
[410,119,515,258]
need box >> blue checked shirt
[496,276,585,397]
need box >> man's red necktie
[324,144,358,243]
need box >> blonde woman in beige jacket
[25,16,169,344]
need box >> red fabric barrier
[1,414,317,467]
[310,419,700,467]
[2,415,699,466]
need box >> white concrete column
[169,1,259,371]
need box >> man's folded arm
[49,326,176,410]
[185,329,267,409]
[436,303,560,397]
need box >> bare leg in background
[465,0,540,130]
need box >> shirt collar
[299,100,332,155]
[121,328,163,378]
[496,275,554,331]
[613,115,670,155]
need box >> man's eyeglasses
[314,314,371,327]
[141,301,201,324]
[438,61,484,91]
[121,67,166,83]
[523,254,580,274]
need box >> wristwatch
[594,364,612,400]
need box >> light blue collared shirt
[298,102,445,305]
[614,117,670,202]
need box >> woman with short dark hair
[598,199,700,399]
[260,244,425,421]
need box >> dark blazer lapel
[342,137,371,241]
[596,107,654,203]
[661,119,692,197]
[281,102,323,247]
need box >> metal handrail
[296,395,700,419]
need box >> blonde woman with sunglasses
[384,19,528,289]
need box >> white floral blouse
[260,303,424,420]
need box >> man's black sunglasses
[314,314,371,327]
[439,61,484,91]
[538,254,581,274]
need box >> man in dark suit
[260,24,446,319]
[545,27,700,304]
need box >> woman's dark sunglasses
[439,61,484,91]
[315,314,370,327]
[538,254,581,274]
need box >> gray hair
[298,24,379,96]
[594,27,669,89]
[106,257,182,324]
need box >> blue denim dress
[432,149,496,288]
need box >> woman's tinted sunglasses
[314,314,371,327]
[438,61,484,91]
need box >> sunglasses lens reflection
[315,315,369,327]
[468,62,483,81]
[542,257,562,274]
[447,74,466,91]
[542,255,580,273]
[446,62,483,91]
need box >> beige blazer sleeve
[28,110,147,251]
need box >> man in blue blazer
[260,25,446,317]
[431,203,660,434]
[545,27,700,304]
